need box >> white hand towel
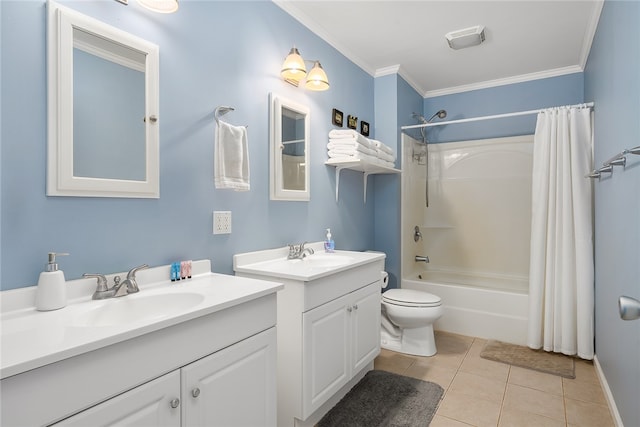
[215,120,250,191]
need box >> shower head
[427,109,447,122]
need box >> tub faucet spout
[415,255,430,263]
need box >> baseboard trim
[593,355,624,427]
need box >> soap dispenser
[35,252,69,311]
[324,228,335,253]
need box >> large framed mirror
[47,1,159,198]
[269,93,310,201]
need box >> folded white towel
[370,139,394,155]
[376,150,395,163]
[327,142,377,156]
[327,150,377,162]
[328,130,372,147]
[329,129,359,139]
[215,120,250,191]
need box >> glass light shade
[137,0,179,13]
[305,61,330,91]
[281,47,307,86]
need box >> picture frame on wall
[332,108,344,127]
[347,115,358,130]
[360,121,370,136]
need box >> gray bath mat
[481,340,575,378]
[317,370,444,427]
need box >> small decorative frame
[332,108,344,127]
[360,121,370,137]
[347,114,358,130]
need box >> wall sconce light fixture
[280,46,330,91]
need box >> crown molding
[579,0,604,69]
[375,65,426,96]
[424,65,584,98]
[374,65,400,78]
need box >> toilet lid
[382,289,441,307]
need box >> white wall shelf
[325,158,401,203]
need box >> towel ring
[214,106,248,128]
[214,106,234,125]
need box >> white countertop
[233,242,386,282]
[0,260,283,379]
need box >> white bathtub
[402,272,529,345]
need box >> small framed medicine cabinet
[47,1,160,198]
[269,93,310,201]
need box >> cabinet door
[181,327,276,427]
[351,283,381,373]
[53,371,180,427]
[302,293,350,418]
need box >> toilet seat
[382,289,441,308]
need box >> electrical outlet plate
[213,211,232,234]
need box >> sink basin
[234,243,385,281]
[297,253,355,267]
[72,293,204,327]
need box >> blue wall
[372,74,422,288]
[423,73,584,143]
[1,0,377,290]
[585,1,640,425]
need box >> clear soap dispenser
[324,228,335,253]
[35,252,69,311]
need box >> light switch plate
[213,211,232,234]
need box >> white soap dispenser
[35,252,69,311]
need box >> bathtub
[402,272,529,345]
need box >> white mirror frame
[269,93,310,201]
[47,1,160,198]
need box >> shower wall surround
[0,1,375,289]
[403,135,534,290]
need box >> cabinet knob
[170,398,180,409]
[347,306,352,313]
[353,304,358,310]
[192,388,201,398]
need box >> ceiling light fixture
[136,0,179,13]
[445,25,485,50]
[280,47,330,91]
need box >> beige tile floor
[374,331,615,427]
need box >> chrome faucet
[119,264,149,294]
[287,242,315,260]
[415,255,430,263]
[84,264,149,300]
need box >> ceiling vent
[445,25,486,50]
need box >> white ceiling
[274,1,604,97]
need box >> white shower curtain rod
[401,102,595,130]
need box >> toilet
[380,288,443,356]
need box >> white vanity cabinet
[302,282,380,417]
[53,328,276,427]
[181,328,276,427]
[234,248,385,427]
[53,370,181,427]
[0,267,282,427]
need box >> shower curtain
[527,106,594,359]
